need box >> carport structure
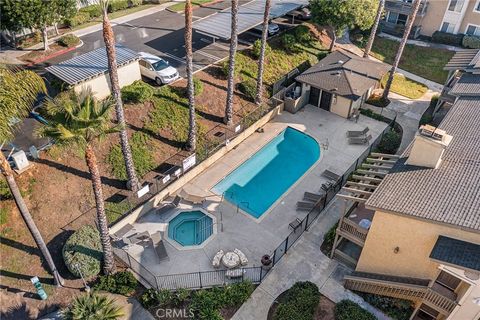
[192,0,308,40]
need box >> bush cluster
[294,25,312,44]
[238,79,257,101]
[93,271,138,296]
[462,34,480,49]
[62,225,103,278]
[359,293,413,320]
[79,4,102,19]
[108,0,129,12]
[130,0,143,6]
[431,31,464,46]
[252,40,272,59]
[121,80,154,103]
[281,33,297,52]
[193,77,204,96]
[377,128,401,155]
[334,300,377,320]
[58,34,81,48]
[273,281,320,320]
[65,11,90,28]
[0,178,12,200]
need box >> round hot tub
[167,210,214,247]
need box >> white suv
[138,52,180,85]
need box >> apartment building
[382,0,480,38]
[331,50,480,320]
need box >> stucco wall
[356,210,480,280]
[330,95,352,118]
[419,0,449,37]
[74,61,141,100]
[459,0,480,34]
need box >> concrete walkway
[232,198,392,320]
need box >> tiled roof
[366,97,480,231]
[449,73,480,96]
[295,50,390,100]
[430,236,480,272]
[46,46,139,85]
[444,49,480,73]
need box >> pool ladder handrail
[172,215,213,245]
[194,215,214,245]
[236,201,250,214]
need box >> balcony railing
[385,0,428,16]
[344,272,458,316]
[337,217,369,247]
[380,21,422,39]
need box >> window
[441,22,455,33]
[475,0,480,12]
[466,24,480,36]
[448,0,464,12]
[397,14,408,25]
[387,12,399,24]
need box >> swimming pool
[167,210,213,247]
[212,127,320,218]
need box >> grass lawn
[168,0,213,12]
[381,73,428,99]
[369,37,454,84]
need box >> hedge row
[432,31,480,49]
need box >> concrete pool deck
[119,105,388,277]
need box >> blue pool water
[168,211,213,246]
[212,127,320,218]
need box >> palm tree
[98,0,139,191]
[382,0,421,100]
[62,293,124,320]
[0,67,64,287]
[254,0,271,106]
[185,0,196,151]
[363,0,385,58]
[224,0,239,125]
[39,90,117,275]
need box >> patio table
[222,251,241,269]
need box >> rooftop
[449,73,480,96]
[295,50,390,100]
[366,96,480,232]
[46,45,139,85]
[430,236,480,272]
[444,49,480,73]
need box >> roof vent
[338,60,344,64]
[419,124,446,141]
[406,125,453,169]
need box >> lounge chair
[112,223,134,241]
[321,170,341,183]
[346,127,369,137]
[171,195,182,207]
[303,191,324,202]
[296,201,315,211]
[150,231,169,261]
[348,134,372,145]
[321,181,334,192]
[212,250,224,268]
[234,249,248,266]
[289,218,302,231]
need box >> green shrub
[190,289,225,320]
[65,11,90,28]
[377,129,401,154]
[335,300,377,320]
[223,281,254,307]
[94,271,138,296]
[274,281,320,320]
[79,4,102,18]
[58,34,81,48]
[252,39,272,59]
[294,25,312,44]
[462,34,480,49]
[139,288,159,308]
[121,80,154,103]
[358,293,413,320]
[62,225,103,278]
[0,178,12,200]
[238,78,257,101]
[62,293,124,320]
[0,207,8,225]
[107,132,155,180]
[130,0,143,7]
[193,77,204,96]
[432,31,464,46]
[281,33,297,52]
[322,221,338,255]
[429,94,439,109]
[108,0,129,12]
[366,95,390,108]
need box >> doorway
[309,87,320,106]
[320,91,332,111]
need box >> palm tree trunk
[364,0,385,58]
[255,0,271,106]
[102,11,139,191]
[84,144,116,275]
[382,0,421,100]
[329,28,336,52]
[42,26,49,51]
[224,0,239,126]
[0,153,64,286]
[185,0,196,151]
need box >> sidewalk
[232,199,392,320]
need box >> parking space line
[161,52,186,64]
[195,50,221,61]
[210,42,230,51]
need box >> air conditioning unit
[419,124,445,141]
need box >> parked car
[288,7,311,20]
[253,22,280,36]
[138,52,180,85]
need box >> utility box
[12,150,29,171]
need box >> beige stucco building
[383,0,480,38]
[331,51,480,319]
[46,45,141,100]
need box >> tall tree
[363,0,385,58]
[224,0,239,126]
[0,67,64,286]
[254,0,271,106]
[98,0,140,191]
[40,90,118,275]
[185,0,196,151]
[310,0,377,51]
[382,0,421,100]
[0,0,27,48]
